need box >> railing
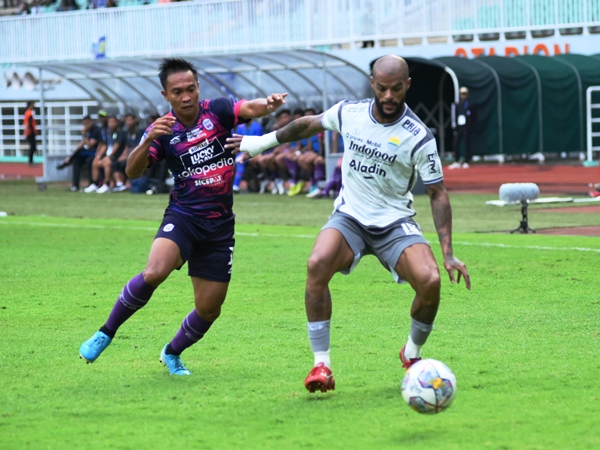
[1,0,599,64]
[0,101,99,159]
[587,86,600,163]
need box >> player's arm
[126,116,175,179]
[426,181,471,290]
[225,114,326,158]
[238,93,288,119]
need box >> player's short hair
[158,58,198,90]
[82,115,92,121]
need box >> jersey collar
[368,100,408,127]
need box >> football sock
[284,158,300,182]
[308,320,331,368]
[104,273,156,334]
[168,309,213,355]
[313,162,325,183]
[405,318,434,359]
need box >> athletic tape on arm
[240,131,280,157]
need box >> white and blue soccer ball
[401,359,457,414]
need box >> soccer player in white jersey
[226,55,471,393]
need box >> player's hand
[444,255,471,290]
[225,134,254,162]
[225,133,244,154]
[146,115,176,141]
[266,93,288,113]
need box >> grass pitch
[0,181,599,449]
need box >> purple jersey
[145,98,246,219]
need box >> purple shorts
[155,211,235,282]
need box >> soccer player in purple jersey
[79,58,287,375]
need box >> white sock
[404,335,422,359]
[308,320,331,368]
[314,350,331,368]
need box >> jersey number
[401,222,422,236]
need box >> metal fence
[0,101,100,159]
[1,0,599,64]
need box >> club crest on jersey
[388,136,401,151]
[186,128,203,141]
[202,118,214,131]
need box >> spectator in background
[86,115,127,193]
[232,118,263,193]
[23,101,38,166]
[112,113,141,192]
[449,86,476,169]
[56,0,79,11]
[89,0,116,8]
[251,108,292,194]
[56,115,103,192]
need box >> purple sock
[314,163,325,183]
[104,273,156,333]
[284,158,300,182]
[169,310,213,355]
[322,167,342,195]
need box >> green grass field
[1,181,599,449]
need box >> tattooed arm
[426,181,471,289]
[275,114,326,143]
[225,114,326,157]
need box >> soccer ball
[401,359,457,414]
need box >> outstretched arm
[225,114,326,158]
[239,93,288,119]
[425,181,471,290]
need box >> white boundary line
[1,220,599,252]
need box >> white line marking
[454,241,600,253]
[1,220,599,252]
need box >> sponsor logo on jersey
[349,140,397,164]
[186,128,203,141]
[349,159,387,179]
[345,133,363,143]
[387,136,400,151]
[163,223,174,232]
[427,153,438,174]
[170,135,182,145]
[402,119,421,136]
[181,139,225,168]
[194,174,224,187]
[179,156,235,179]
[202,118,214,131]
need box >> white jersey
[321,99,443,227]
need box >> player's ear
[161,89,168,101]
[406,77,412,91]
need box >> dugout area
[403,54,600,161]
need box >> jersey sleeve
[209,97,246,130]
[141,123,164,166]
[321,101,345,132]
[413,134,443,185]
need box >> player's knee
[195,305,221,322]
[414,268,441,298]
[142,266,169,286]
[307,254,334,284]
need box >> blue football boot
[160,345,191,376]
[80,331,112,363]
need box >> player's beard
[374,96,405,120]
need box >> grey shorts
[322,212,429,283]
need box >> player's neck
[173,106,200,128]
[371,101,406,124]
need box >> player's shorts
[322,211,429,283]
[155,210,235,282]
